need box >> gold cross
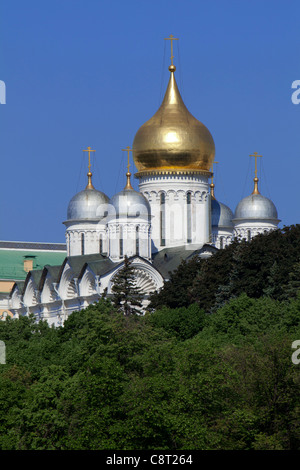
[83,146,96,189]
[122,146,133,189]
[249,151,262,178]
[83,146,96,173]
[122,146,132,173]
[249,152,262,195]
[164,34,179,66]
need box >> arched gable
[57,261,78,300]
[10,283,23,310]
[23,276,39,307]
[78,265,97,297]
[107,256,164,295]
[40,269,59,304]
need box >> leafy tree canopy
[1,225,300,450]
[149,225,300,312]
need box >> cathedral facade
[9,50,280,326]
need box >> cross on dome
[249,151,262,195]
[83,146,96,189]
[164,34,179,71]
[122,146,133,190]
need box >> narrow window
[81,233,85,255]
[220,236,224,249]
[187,192,192,243]
[119,226,123,257]
[99,234,103,254]
[160,193,166,246]
[136,226,140,256]
[247,229,251,242]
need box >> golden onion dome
[132,65,215,174]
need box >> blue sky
[1,0,300,243]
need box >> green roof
[0,249,66,281]
[151,245,218,279]
[152,247,198,279]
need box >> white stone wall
[107,219,151,262]
[64,220,107,256]
[211,227,234,249]
[137,173,210,252]
[233,219,278,241]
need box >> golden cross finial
[83,146,96,173]
[164,34,179,68]
[122,146,133,190]
[83,146,96,189]
[122,146,132,173]
[249,151,262,195]
[249,151,262,178]
[210,161,219,199]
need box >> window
[220,236,224,249]
[99,234,103,254]
[187,192,192,243]
[119,226,123,257]
[160,193,166,246]
[81,233,85,255]
[136,226,140,256]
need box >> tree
[111,256,143,316]
[147,303,207,340]
[280,260,300,300]
[149,225,300,313]
[148,256,203,310]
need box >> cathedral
[8,41,280,326]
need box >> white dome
[109,188,150,219]
[67,188,109,220]
[211,198,233,228]
[234,193,278,221]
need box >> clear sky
[1,0,300,243]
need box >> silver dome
[109,188,150,219]
[234,193,278,220]
[211,198,234,228]
[67,188,109,220]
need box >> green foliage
[2,224,300,450]
[150,225,300,312]
[147,303,206,340]
[148,256,203,310]
[280,260,300,300]
[149,239,242,312]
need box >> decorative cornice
[134,169,212,178]
[142,188,209,203]
[232,217,280,223]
